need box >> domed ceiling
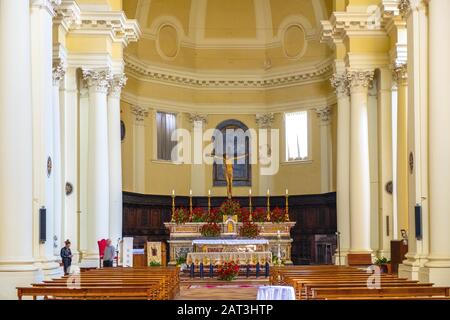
[124,0,333,72]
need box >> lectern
[390,240,408,273]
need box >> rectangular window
[156,111,177,161]
[285,111,309,161]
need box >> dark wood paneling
[123,192,337,265]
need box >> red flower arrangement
[239,207,251,222]
[206,208,222,223]
[217,261,240,281]
[252,208,267,222]
[200,222,221,237]
[240,221,259,238]
[191,207,206,222]
[172,207,190,224]
[271,207,286,223]
[219,199,241,217]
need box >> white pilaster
[189,114,207,195]
[377,67,394,258]
[331,72,351,265]
[0,0,39,299]
[80,69,111,267]
[398,0,429,281]
[30,0,61,278]
[347,70,374,255]
[108,74,127,243]
[315,106,333,194]
[132,106,148,193]
[420,0,450,286]
[52,62,65,257]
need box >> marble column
[108,74,127,244]
[81,69,111,267]
[347,70,374,256]
[398,0,429,281]
[393,64,409,237]
[315,106,333,194]
[0,0,39,299]
[331,73,350,265]
[52,62,65,257]
[30,0,61,277]
[421,0,450,286]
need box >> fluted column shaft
[348,70,374,254]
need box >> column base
[34,259,63,280]
[0,262,40,300]
[418,257,450,286]
[398,253,428,280]
[333,250,349,266]
[79,252,101,268]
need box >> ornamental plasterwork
[54,1,140,45]
[392,63,408,84]
[315,106,332,123]
[255,113,275,129]
[109,74,128,98]
[188,113,208,127]
[52,61,66,86]
[131,106,149,122]
[82,69,112,93]
[346,70,375,90]
[31,0,61,16]
[398,0,411,19]
[330,73,349,97]
[125,55,333,89]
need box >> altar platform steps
[180,276,270,286]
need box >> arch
[212,119,251,187]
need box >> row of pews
[271,265,450,300]
[17,267,180,300]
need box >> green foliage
[375,257,391,265]
[149,261,162,267]
[176,255,186,266]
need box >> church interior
[1,0,450,301]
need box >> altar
[187,239,272,265]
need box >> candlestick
[208,190,211,214]
[249,189,253,221]
[285,192,290,222]
[171,190,175,222]
[189,189,193,219]
[266,190,271,222]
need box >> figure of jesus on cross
[206,152,247,199]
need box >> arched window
[212,119,251,187]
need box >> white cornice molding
[54,0,81,31]
[124,54,333,90]
[121,90,336,115]
[321,11,388,44]
[31,0,61,17]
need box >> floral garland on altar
[217,261,240,281]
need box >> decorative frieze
[82,69,112,94]
[131,106,149,122]
[346,70,375,92]
[255,113,275,129]
[109,74,127,99]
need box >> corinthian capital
[188,113,208,127]
[131,106,149,122]
[392,63,408,85]
[109,74,127,98]
[255,113,275,129]
[399,0,427,19]
[330,73,349,98]
[82,69,112,93]
[52,61,66,86]
[346,70,374,92]
[315,106,332,123]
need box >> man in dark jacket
[60,240,72,275]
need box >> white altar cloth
[192,239,269,245]
[256,286,296,300]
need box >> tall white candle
[267,189,270,196]
[208,189,211,196]
[189,189,192,196]
[249,189,252,195]
[286,189,289,196]
[172,189,175,196]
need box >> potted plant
[191,207,206,222]
[149,261,161,267]
[375,257,392,274]
[270,207,286,223]
[217,261,240,281]
[173,207,190,224]
[240,221,260,238]
[252,208,266,222]
[200,222,221,237]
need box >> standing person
[103,239,115,267]
[60,240,73,275]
